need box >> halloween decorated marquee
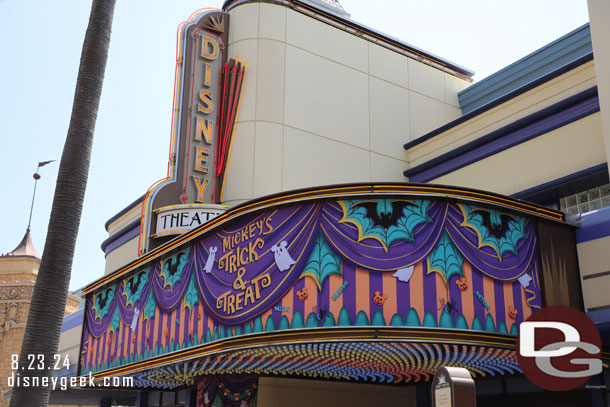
[80,184,580,392]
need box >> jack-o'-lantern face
[455,276,468,291]
[296,286,309,301]
[372,291,388,306]
[508,305,518,319]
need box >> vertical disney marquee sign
[139,10,247,254]
[188,30,223,204]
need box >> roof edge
[404,52,594,151]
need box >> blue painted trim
[587,307,610,328]
[459,24,592,114]
[404,52,594,151]
[101,219,141,255]
[404,87,599,182]
[576,206,610,243]
[512,164,608,206]
[61,309,84,333]
[104,195,144,231]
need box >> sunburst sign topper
[139,10,247,254]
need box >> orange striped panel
[409,263,424,319]
[137,311,145,357]
[304,276,318,319]
[90,335,98,368]
[118,320,127,361]
[521,286,532,320]
[125,322,132,360]
[179,298,186,348]
[197,306,204,342]
[436,272,447,322]
[131,324,137,358]
[103,331,110,366]
[503,282,515,329]
[281,286,294,323]
[160,312,168,349]
[461,262,474,329]
[95,333,102,367]
[382,270,397,323]
[187,304,193,340]
[113,320,120,362]
[141,320,148,356]
[329,273,343,319]
[153,308,160,350]
[483,275,496,326]
[355,267,369,316]
[170,307,178,349]
[127,319,134,358]
[107,331,114,362]
[207,313,214,339]
[261,308,273,330]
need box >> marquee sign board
[139,10,246,254]
[80,185,568,377]
[432,366,476,407]
[154,204,228,238]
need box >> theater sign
[139,9,246,253]
[79,184,587,387]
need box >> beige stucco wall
[104,205,141,275]
[430,113,605,196]
[588,0,610,176]
[577,235,610,311]
[104,235,139,275]
[257,377,415,407]
[223,1,469,206]
[57,322,83,372]
[106,204,141,236]
[407,61,597,168]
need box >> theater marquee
[80,184,586,386]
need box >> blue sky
[0,0,589,291]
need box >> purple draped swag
[84,198,541,333]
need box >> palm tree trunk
[9,1,116,406]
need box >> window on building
[560,183,610,214]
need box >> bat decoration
[165,252,186,276]
[470,209,516,240]
[95,288,113,312]
[353,200,415,229]
[125,271,146,299]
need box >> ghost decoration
[393,265,414,283]
[271,241,296,272]
[130,307,140,332]
[517,273,533,288]
[204,246,217,274]
[203,392,210,404]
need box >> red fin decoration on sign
[215,56,246,203]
